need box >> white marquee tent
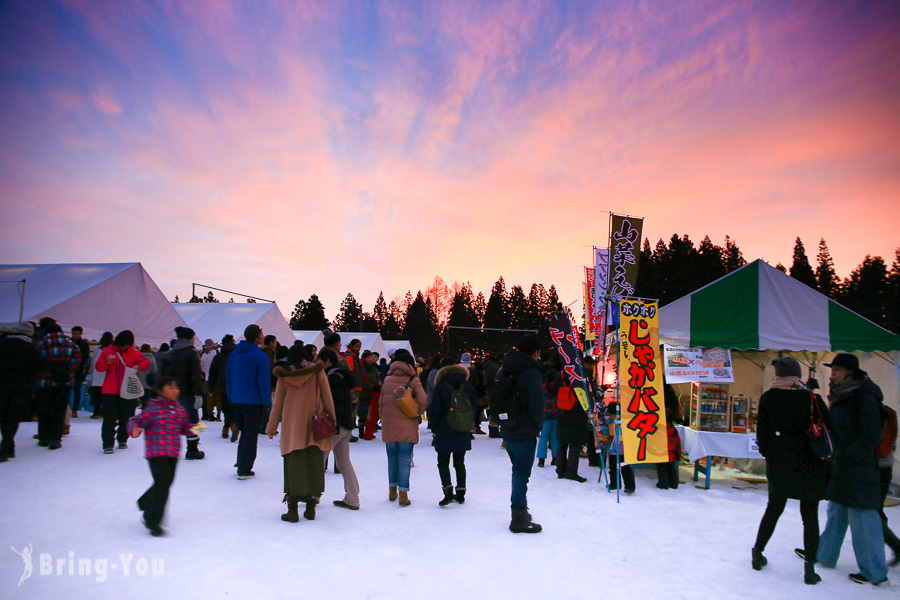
[336,331,388,358]
[0,263,186,347]
[292,330,325,348]
[383,340,414,358]
[173,303,294,345]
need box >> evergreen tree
[333,293,363,332]
[447,283,479,329]
[360,312,379,333]
[507,285,528,329]
[886,248,900,333]
[473,292,487,326]
[246,298,256,303]
[547,285,560,314]
[789,237,817,289]
[483,277,508,329]
[775,263,787,273]
[698,235,726,285]
[289,299,307,329]
[293,294,329,330]
[189,290,219,303]
[839,255,889,327]
[372,292,388,331]
[816,239,839,298]
[403,292,441,357]
[525,283,549,331]
[382,300,404,340]
[722,235,746,273]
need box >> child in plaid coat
[127,376,197,536]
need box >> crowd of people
[1,320,897,583]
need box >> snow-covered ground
[1,417,895,599]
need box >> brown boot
[281,500,299,523]
[230,424,239,442]
[398,491,411,506]
[389,486,398,502]
[222,424,229,439]
[303,499,317,520]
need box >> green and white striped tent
[658,259,900,352]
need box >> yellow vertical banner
[618,299,668,464]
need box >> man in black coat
[158,327,206,460]
[208,335,237,440]
[498,334,545,533]
[320,346,360,510]
[814,353,888,586]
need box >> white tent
[0,263,186,347]
[173,303,294,345]
[337,331,388,358]
[292,330,325,348]
[383,340,414,358]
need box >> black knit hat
[323,329,341,348]
[771,356,801,378]
[175,326,195,340]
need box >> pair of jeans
[437,451,467,489]
[385,441,414,491]
[138,457,177,527]
[503,436,536,510]
[536,420,557,460]
[101,394,136,448]
[754,494,819,560]
[879,467,900,554]
[36,387,70,443]
[818,501,887,583]
[233,403,262,475]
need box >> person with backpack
[555,370,590,483]
[800,353,888,586]
[751,357,831,585]
[96,329,149,454]
[876,394,900,566]
[379,349,427,506]
[492,334,545,533]
[427,355,478,506]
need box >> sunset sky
[2,1,898,319]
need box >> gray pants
[324,427,360,508]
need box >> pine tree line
[637,235,900,332]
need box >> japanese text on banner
[618,299,668,464]
[607,215,643,300]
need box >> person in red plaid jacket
[34,318,81,450]
[127,375,197,536]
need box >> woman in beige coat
[267,345,335,522]
[379,350,427,506]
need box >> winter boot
[398,491,411,506]
[185,437,205,460]
[389,486,398,502]
[751,547,767,571]
[439,486,455,507]
[455,487,466,504]
[303,498,317,520]
[804,562,821,585]
[281,500,299,523]
[222,424,229,439]
[230,424,239,442]
[537,458,545,467]
[509,509,542,534]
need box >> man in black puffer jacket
[499,334,545,533]
[813,354,887,586]
[209,335,237,440]
[158,327,206,460]
[320,347,360,510]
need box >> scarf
[828,375,864,404]
[770,375,806,391]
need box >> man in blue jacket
[226,324,271,479]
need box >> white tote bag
[118,354,144,400]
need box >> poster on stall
[663,345,734,383]
[618,298,668,464]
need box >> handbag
[118,354,144,400]
[395,376,420,418]
[312,376,337,440]
[807,390,833,460]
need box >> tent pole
[19,279,26,323]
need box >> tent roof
[291,330,324,348]
[658,259,900,352]
[383,340,415,358]
[173,303,294,345]
[0,263,186,347]
[336,332,388,357]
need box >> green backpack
[446,383,475,433]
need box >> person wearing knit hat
[158,327,206,460]
[200,339,220,421]
[0,322,42,460]
[752,353,830,583]
[323,330,341,350]
[174,326,196,341]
